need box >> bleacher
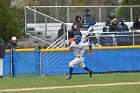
[26,22,134,41]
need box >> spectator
[131,17,140,45]
[57,23,67,38]
[109,19,119,32]
[116,32,131,46]
[106,12,116,26]
[6,36,19,49]
[118,18,129,31]
[132,16,140,30]
[100,27,114,46]
[68,23,82,46]
[0,38,5,78]
[73,15,83,31]
[72,23,82,37]
[83,9,96,26]
[68,29,75,46]
[85,27,98,45]
[82,17,90,31]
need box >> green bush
[0,0,22,42]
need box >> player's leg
[65,58,80,80]
[0,58,3,78]
[78,58,93,78]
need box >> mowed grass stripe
[0,72,140,89]
[0,82,140,92]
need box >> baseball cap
[12,36,17,40]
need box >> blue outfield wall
[3,50,39,77]
[41,48,140,75]
[3,48,140,76]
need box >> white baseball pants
[69,57,85,68]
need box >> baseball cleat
[89,70,93,78]
[65,75,72,80]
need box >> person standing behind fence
[6,36,19,49]
[68,23,82,46]
[82,17,90,31]
[84,27,99,46]
[109,19,120,32]
[83,9,96,26]
[0,38,5,78]
[118,18,129,32]
[57,23,67,38]
[73,15,83,31]
[100,27,114,46]
[106,12,116,26]
[132,17,140,31]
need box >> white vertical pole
[24,7,27,37]
[34,7,37,23]
[99,7,102,22]
[67,7,70,23]
[45,16,47,38]
[130,7,133,22]
[63,25,66,48]
[132,32,135,46]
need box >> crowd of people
[57,9,140,46]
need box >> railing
[86,31,140,46]
[24,6,68,48]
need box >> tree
[117,0,140,21]
[4,0,12,8]
[0,0,22,42]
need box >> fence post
[10,49,15,77]
[35,47,42,76]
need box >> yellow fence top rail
[6,48,35,53]
[40,45,140,52]
[5,46,140,53]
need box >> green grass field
[0,72,140,93]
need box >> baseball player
[65,35,94,80]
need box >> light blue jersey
[70,41,89,57]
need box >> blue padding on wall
[3,53,11,76]
[3,48,140,76]
[41,49,140,75]
[41,51,72,75]
[13,52,36,75]
[91,49,140,72]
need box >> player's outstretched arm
[88,42,93,57]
